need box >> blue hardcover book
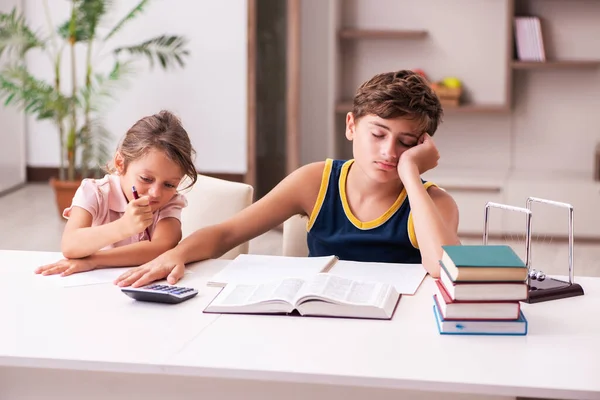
[433,299,528,336]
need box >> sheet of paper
[37,267,133,287]
[327,260,427,295]
[208,254,337,287]
[37,268,191,288]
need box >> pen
[131,186,152,241]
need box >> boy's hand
[34,258,97,276]
[114,250,186,288]
[397,133,439,178]
[121,196,153,237]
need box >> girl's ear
[345,112,356,141]
[114,152,125,175]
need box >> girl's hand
[114,250,186,288]
[397,133,440,178]
[35,258,97,276]
[122,196,153,237]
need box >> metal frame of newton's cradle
[483,197,584,304]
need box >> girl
[116,70,461,288]
[35,110,198,277]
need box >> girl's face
[116,148,184,212]
[345,113,423,184]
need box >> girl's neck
[346,161,404,201]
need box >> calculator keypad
[144,284,195,296]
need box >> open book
[204,273,401,320]
[208,254,426,295]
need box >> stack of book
[433,244,529,336]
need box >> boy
[115,70,461,288]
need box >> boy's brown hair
[106,110,198,189]
[352,70,443,136]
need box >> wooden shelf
[443,104,510,114]
[512,60,600,70]
[338,29,428,40]
[334,102,353,113]
[334,102,508,115]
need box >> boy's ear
[114,152,125,175]
[345,112,356,141]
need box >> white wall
[0,0,26,193]
[24,0,247,174]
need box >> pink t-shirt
[63,174,187,249]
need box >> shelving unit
[308,0,600,239]
[511,60,600,70]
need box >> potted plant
[0,0,189,214]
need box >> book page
[295,274,389,307]
[212,277,306,307]
[207,254,337,287]
[328,260,426,295]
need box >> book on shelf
[204,273,401,320]
[434,280,521,320]
[439,261,529,301]
[433,302,528,336]
[514,16,546,62]
[441,244,528,282]
[209,254,427,295]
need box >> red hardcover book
[434,280,521,320]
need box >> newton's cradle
[483,197,584,303]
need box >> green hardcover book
[440,245,528,282]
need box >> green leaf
[0,64,71,120]
[0,8,45,58]
[113,35,189,70]
[78,117,113,175]
[57,0,109,42]
[104,0,150,42]
[80,59,135,114]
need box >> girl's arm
[85,217,182,268]
[61,207,130,258]
[401,163,460,278]
[61,197,153,259]
[36,218,182,277]
[115,162,326,287]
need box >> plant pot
[49,177,81,217]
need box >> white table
[0,250,599,400]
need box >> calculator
[121,284,198,304]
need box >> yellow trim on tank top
[407,181,439,249]
[307,159,334,231]
[339,159,407,230]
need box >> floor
[1,183,599,278]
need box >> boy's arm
[401,163,460,278]
[115,162,326,288]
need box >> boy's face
[345,113,423,183]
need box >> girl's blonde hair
[106,110,197,189]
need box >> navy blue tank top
[306,159,436,263]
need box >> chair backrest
[282,214,309,257]
[180,174,254,260]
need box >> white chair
[180,174,254,260]
[282,214,309,257]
